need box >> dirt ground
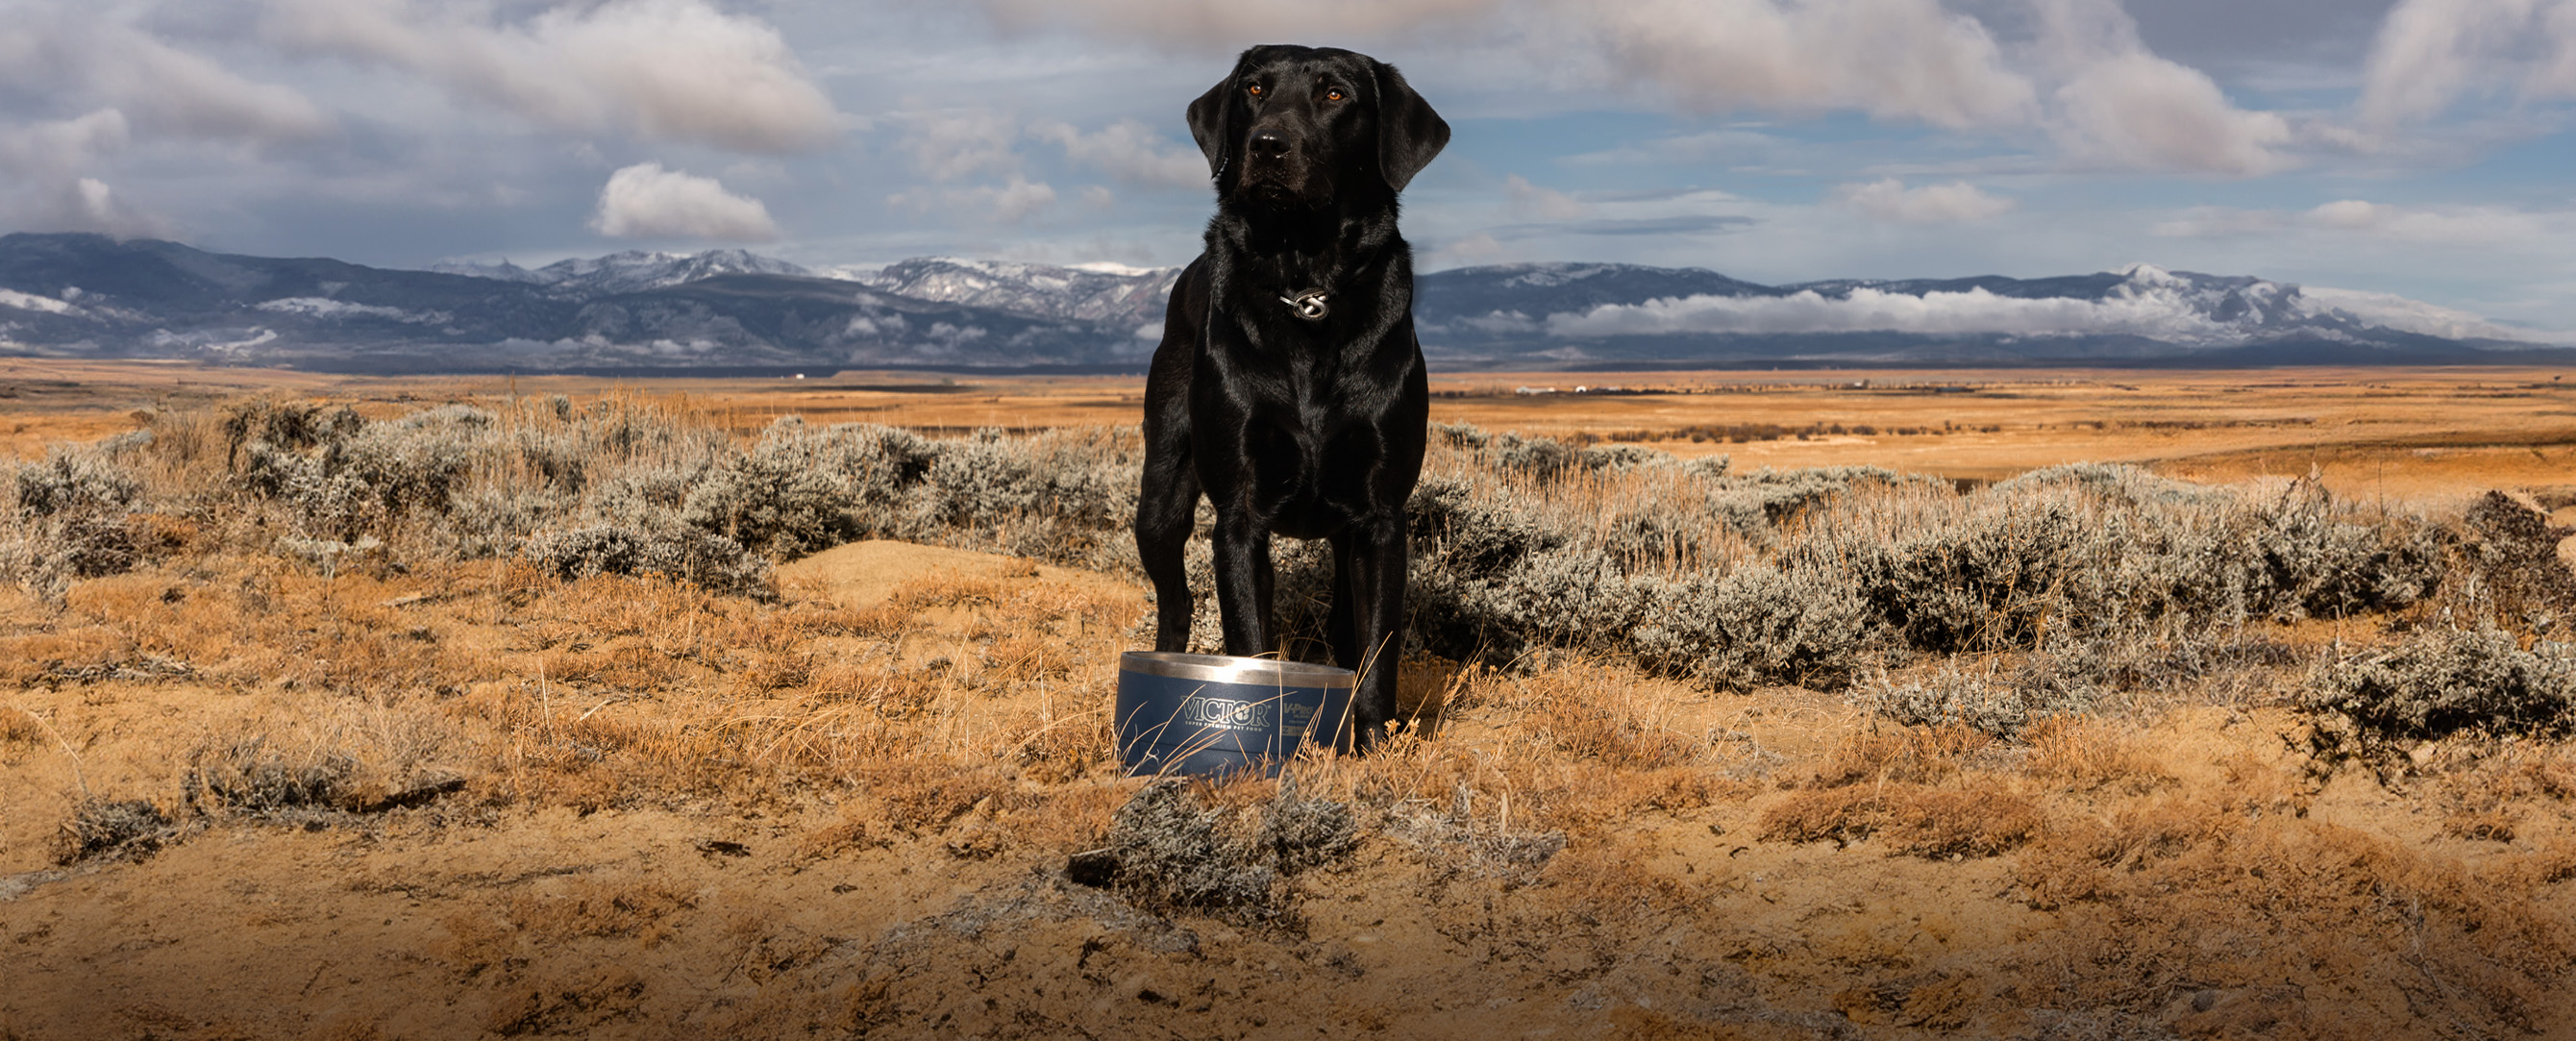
[5,535,2573,1040]
[4,362,2576,1038]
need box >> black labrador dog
[1135,44,1449,751]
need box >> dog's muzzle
[1280,290,1329,322]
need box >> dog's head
[1187,44,1449,211]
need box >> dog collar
[1279,289,1329,322]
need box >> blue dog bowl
[1115,652,1355,778]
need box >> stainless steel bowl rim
[1119,651,1354,688]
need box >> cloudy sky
[8,0,2576,329]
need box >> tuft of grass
[53,797,175,864]
[2019,718,2174,794]
[1806,725,1994,789]
[185,736,356,816]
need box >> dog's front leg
[1341,513,1408,749]
[1209,504,1276,658]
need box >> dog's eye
[1247,84,1263,98]
[1326,88,1345,102]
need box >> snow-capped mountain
[0,235,1153,372]
[855,258,1180,327]
[1414,261,2569,365]
[1,234,2565,373]
[432,249,814,295]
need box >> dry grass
[4,379,2575,1039]
[2016,802,2575,1030]
[1761,784,2044,857]
[0,706,43,747]
[2018,717,2176,794]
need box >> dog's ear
[1372,62,1449,193]
[1186,75,1235,180]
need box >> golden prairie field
[2,359,2574,1041]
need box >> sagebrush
[4,400,2468,703]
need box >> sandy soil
[8,535,2575,1040]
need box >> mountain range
[0,232,2566,374]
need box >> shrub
[1083,779,1357,921]
[2456,491,2576,632]
[337,404,492,515]
[1630,563,1879,692]
[12,447,138,518]
[1864,662,2091,739]
[525,525,773,599]
[3,408,2473,699]
[1835,496,2093,654]
[5,447,150,591]
[2246,478,2443,620]
[2303,627,2576,755]
[219,399,361,462]
[680,418,873,557]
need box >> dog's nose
[1249,131,1291,160]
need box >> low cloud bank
[1544,283,2242,340]
[1535,268,2575,345]
[2295,287,2570,345]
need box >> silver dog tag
[1281,290,1329,321]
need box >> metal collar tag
[1280,290,1329,321]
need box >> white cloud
[2302,200,2571,244]
[1545,283,2241,339]
[589,162,780,241]
[53,177,175,238]
[1035,119,1205,188]
[0,110,132,181]
[899,110,1024,182]
[255,296,447,323]
[2355,0,2576,129]
[0,107,173,234]
[0,7,330,144]
[1829,178,2013,223]
[267,0,838,152]
[1564,0,2039,129]
[1504,175,1593,220]
[2148,206,2288,238]
[2306,199,2390,230]
[0,288,84,315]
[1430,233,1510,267]
[889,175,1059,225]
[978,177,1060,224]
[886,113,1193,220]
[967,0,1501,47]
[954,0,2289,178]
[2033,0,2293,175]
[2153,198,2574,245]
[2051,55,2293,175]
